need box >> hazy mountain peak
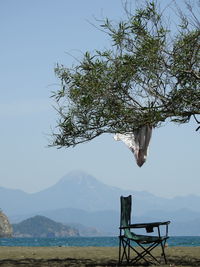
[59,170,100,187]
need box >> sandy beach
[0,246,200,266]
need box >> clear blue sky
[0,0,199,198]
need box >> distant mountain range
[1,170,200,236]
[12,215,79,238]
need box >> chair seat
[125,231,167,244]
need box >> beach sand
[0,246,200,266]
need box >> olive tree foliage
[51,1,200,148]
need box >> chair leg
[137,242,161,264]
[128,243,151,265]
[129,242,159,265]
[118,237,129,264]
[119,238,134,264]
[118,237,122,264]
[122,239,129,263]
[128,239,130,263]
[161,241,167,264]
[119,238,168,265]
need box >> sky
[0,0,199,198]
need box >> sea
[0,236,200,247]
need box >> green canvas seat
[119,195,170,265]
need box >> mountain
[1,170,200,236]
[0,211,13,237]
[70,223,104,237]
[1,170,165,216]
[0,170,190,216]
[12,215,79,238]
[10,208,119,236]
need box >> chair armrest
[129,221,170,233]
[129,221,170,228]
[119,221,170,234]
[119,221,170,229]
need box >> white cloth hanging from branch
[114,125,152,167]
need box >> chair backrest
[120,195,137,239]
[120,195,132,227]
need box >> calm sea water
[0,236,200,247]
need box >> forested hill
[12,215,79,238]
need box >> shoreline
[0,246,200,266]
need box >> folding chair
[119,195,170,265]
